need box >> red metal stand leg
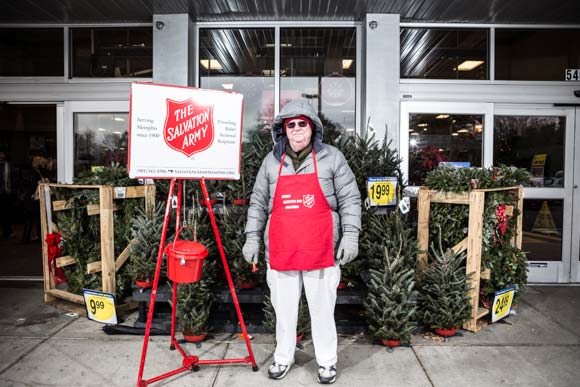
[199,178,258,370]
[137,178,177,387]
[170,180,183,350]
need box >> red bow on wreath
[45,232,67,285]
[494,204,508,244]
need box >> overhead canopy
[1,0,579,24]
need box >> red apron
[268,151,334,271]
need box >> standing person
[243,100,361,384]
[0,151,13,238]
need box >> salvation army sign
[128,82,243,179]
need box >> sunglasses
[285,120,309,129]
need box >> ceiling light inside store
[342,59,353,70]
[113,131,122,135]
[452,132,459,136]
[221,84,234,90]
[262,69,275,76]
[475,124,483,133]
[200,59,223,70]
[457,60,484,71]
[457,129,469,133]
[417,123,428,127]
[435,114,449,119]
[410,139,418,147]
[98,128,106,131]
[411,132,419,136]
[409,129,414,132]
[114,117,125,122]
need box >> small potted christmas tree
[364,244,417,347]
[176,279,213,343]
[128,206,163,288]
[417,242,472,337]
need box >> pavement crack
[210,342,230,387]
[411,346,436,387]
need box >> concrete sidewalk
[0,285,579,387]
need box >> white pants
[266,264,341,367]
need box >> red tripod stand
[136,178,258,387]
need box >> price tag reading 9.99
[367,177,397,206]
[82,289,117,324]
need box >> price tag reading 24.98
[367,177,397,206]
[491,285,516,323]
[82,289,117,324]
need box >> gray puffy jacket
[244,99,361,262]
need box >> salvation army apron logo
[163,99,214,157]
[303,194,315,208]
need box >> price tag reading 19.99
[367,177,397,206]
[82,289,117,324]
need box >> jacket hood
[271,99,324,160]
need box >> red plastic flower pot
[183,333,206,343]
[434,327,458,337]
[165,240,208,284]
[232,199,249,206]
[135,279,153,289]
[337,281,348,290]
[198,199,218,207]
[380,339,401,347]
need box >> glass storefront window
[408,113,483,186]
[400,28,488,80]
[495,29,580,81]
[199,28,275,133]
[74,113,128,177]
[0,28,64,76]
[280,28,356,137]
[522,199,563,262]
[70,27,152,78]
[494,115,565,187]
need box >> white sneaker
[318,364,337,384]
[268,359,293,380]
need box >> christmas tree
[364,243,417,343]
[417,240,472,330]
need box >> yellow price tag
[83,289,117,324]
[367,178,397,206]
[491,286,515,323]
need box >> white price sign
[128,82,243,180]
[83,289,117,324]
[565,69,580,81]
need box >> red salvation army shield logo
[163,99,214,157]
[303,194,315,208]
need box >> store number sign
[491,285,516,323]
[83,289,117,324]
[565,69,580,81]
[367,177,397,206]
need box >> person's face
[285,119,312,152]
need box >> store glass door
[64,101,129,182]
[494,107,575,283]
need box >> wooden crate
[417,186,523,332]
[39,183,156,312]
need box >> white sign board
[129,82,243,179]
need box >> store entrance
[0,103,57,279]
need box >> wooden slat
[39,184,55,301]
[144,184,156,217]
[86,239,137,274]
[46,298,87,315]
[115,186,146,199]
[417,188,431,270]
[46,183,101,189]
[481,268,491,280]
[429,190,470,205]
[476,307,490,319]
[99,186,116,294]
[52,200,71,211]
[475,186,521,192]
[463,191,485,333]
[515,187,524,249]
[452,238,468,254]
[55,255,76,268]
[46,289,85,305]
[86,203,121,216]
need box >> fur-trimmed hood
[271,99,324,160]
